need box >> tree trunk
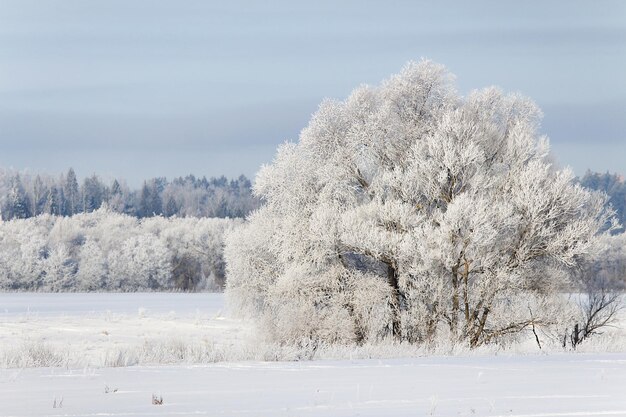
[470,306,490,348]
[386,262,402,339]
[451,265,459,335]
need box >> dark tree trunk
[386,262,402,339]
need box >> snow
[2,354,626,416]
[0,292,225,317]
[1,293,626,416]
[0,293,249,367]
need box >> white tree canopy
[0,208,240,292]
[225,60,616,347]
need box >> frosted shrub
[225,60,617,348]
[0,341,68,368]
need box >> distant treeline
[0,209,240,292]
[579,171,626,232]
[0,168,258,220]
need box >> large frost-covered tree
[225,60,616,348]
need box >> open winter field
[2,352,626,416]
[0,293,252,368]
[1,293,626,416]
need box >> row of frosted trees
[0,207,240,292]
[0,168,258,221]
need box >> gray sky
[1,0,625,185]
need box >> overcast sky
[0,1,625,185]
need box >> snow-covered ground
[0,292,225,317]
[0,293,251,367]
[2,354,626,416]
[2,293,626,416]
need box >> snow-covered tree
[81,174,106,213]
[32,175,48,216]
[159,216,242,290]
[76,238,107,291]
[580,171,626,232]
[42,244,76,291]
[44,186,63,215]
[64,168,80,216]
[108,234,171,290]
[225,60,617,347]
[139,180,160,218]
[0,216,48,290]
[2,175,32,220]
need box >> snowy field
[0,293,251,368]
[2,354,626,416]
[2,293,626,416]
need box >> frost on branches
[0,208,240,292]
[225,60,618,348]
